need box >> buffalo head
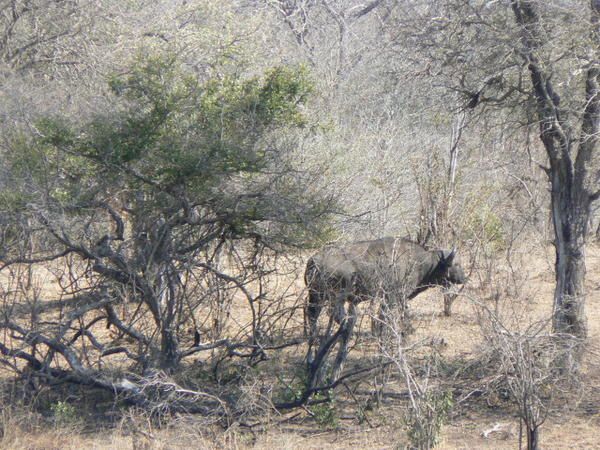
[436,248,467,286]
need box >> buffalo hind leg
[308,289,351,386]
[305,288,323,366]
[308,307,343,388]
[305,289,323,337]
[331,302,357,382]
[307,289,342,386]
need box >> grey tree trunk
[527,425,539,450]
[511,0,600,339]
[550,177,589,337]
[159,268,181,370]
[132,198,182,370]
[160,325,180,370]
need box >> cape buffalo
[304,237,466,382]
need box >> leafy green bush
[310,390,339,429]
[50,401,77,426]
[3,54,333,251]
[459,193,507,251]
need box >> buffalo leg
[331,302,357,382]
[305,287,324,367]
[307,288,342,384]
[305,289,322,336]
[308,287,352,386]
[312,290,345,384]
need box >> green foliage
[278,376,305,405]
[27,56,313,186]
[2,54,331,248]
[6,133,49,182]
[403,390,453,450]
[50,401,77,426]
[310,390,339,429]
[462,203,506,251]
[275,366,314,405]
[0,190,30,212]
[274,369,340,428]
[100,57,313,184]
[451,185,507,251]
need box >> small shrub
[402,390,453,450]
[50,401,77,426]
[461,200,506,251]
[275,367,308,405]
[310,390,339,429]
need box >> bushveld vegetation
[0,1,599,449]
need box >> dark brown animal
[304,237,466,382]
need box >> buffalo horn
[443,247,456,264]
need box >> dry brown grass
[1,240,600,449]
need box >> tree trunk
[549,161,589,338]
[160,325,180,370]
[512,0,600,339]
[443,292,456,317]
[552,179,588,338]
[551,0,600,338]
[158,266,181,370]
[526,425,539,450]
